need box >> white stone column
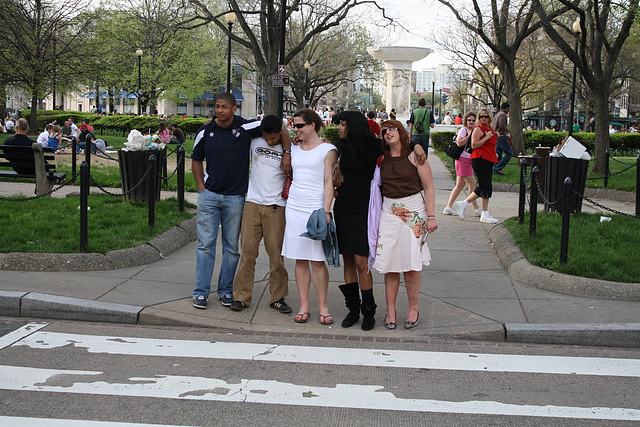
[367,46,432,117]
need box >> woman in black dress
[334,111,426,330]
[334,111,381,330]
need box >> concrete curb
[488,225,640,301]
[0,216,197,272]
[0,291,142,324]
[505,323,640,348]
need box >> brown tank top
[380,152,422,198]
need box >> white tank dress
[281,142,336,261]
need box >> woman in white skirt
[373,120,438,329]
[281,108,338,325]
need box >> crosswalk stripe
[14,329,640,378]
[0,365,638,421]
[0,322,48,351]
[0,416,193,427]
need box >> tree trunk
[0,83,6,121]
[263,75,279,116]
[503,69,525,156]
[29,92,39,135]
[591,90,610,174]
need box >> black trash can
[118,149,165,202]
[545,156,589,214]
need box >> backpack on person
[445,134,465,160]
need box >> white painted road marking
[0,365,638,421]
[13,329,640,378]
[0,322,48,351]
[0,416,193,427]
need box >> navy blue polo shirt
[191,116,262,195]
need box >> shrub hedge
[430,129,640,153]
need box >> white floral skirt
[373,193,431,274]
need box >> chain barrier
[572,189,640,219]
[93,151,120,162]
[157,152,183,181]
[610,156,638,167]
[585,162,637,180]
[533,174,564,206]
[89,162,153,197]
[0,173,80,202]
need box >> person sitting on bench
[3,118,37,174]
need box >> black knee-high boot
[338,282,360,328]
[360,288,377,331]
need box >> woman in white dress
[281,108,338,325]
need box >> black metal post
[177,146,185,212]
[148,154,156,227]
[277,0,286,119]
[604,149,610,188]
[85,139,91,174]
[305,67,309,107]
[71,140,77,177]
[431,80,435,112]
[559,177,573,264]
[568,37,579,137]
[494,74,498,111]
[162,147,168,188]
[438,88,442,121]
[80,161,89,252]
[137,55,142,116]
[518,158,527,224]
[226,21,233,93]
[529,166,539,236]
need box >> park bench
[0,143,68,196]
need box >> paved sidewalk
[1,155,639,348]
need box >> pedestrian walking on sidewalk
[493,103,511,175]
[453,108,499,224]
[373,120,437,330]
[229,115,292,314]
[443,111,481,217]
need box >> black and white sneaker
[219,294,234,307]
[192,295,208,309]
[230,301,247,311]
[270,298,292,314]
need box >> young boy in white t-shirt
[230,115,292,313]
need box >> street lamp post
[277,0,286,119]
[225,12,236,93]
[95,59,100,113]
[136,49,142,115]
[569,17,581,137]
[431,76,436,112]
[493,66,499,112]
[438,88,442,122]
[304,60,310,107]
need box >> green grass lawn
[0,194,195,254]
[503,212,640,283]
[433,150,638,192]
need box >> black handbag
[445,135,465,160]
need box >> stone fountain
[367,46,432,117]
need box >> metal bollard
[80,161,89,252]
[604,149,610,188]
[148,154,156,227]
[529,166,539,236]
[84,140,91,174]
[177,146,185,212]
[518,158,527,224]
[559,177,573,264]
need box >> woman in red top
[453,108,499,224]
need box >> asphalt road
[1,319,639,426]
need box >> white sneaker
[474,208,482,217]
[453,201,466,219]
[443,207,457,215]
[480,212,499,224]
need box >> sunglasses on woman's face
[467,119,476,122]
[479,115,490,119]
[381,127,398,135]
[293,122,312,129]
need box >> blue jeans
[194,190,245,298]
[411,134,430,157]
[494,135,513,173]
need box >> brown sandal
[319,314,334,325]
[294,312,310,323]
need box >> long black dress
[333,137,382,256]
